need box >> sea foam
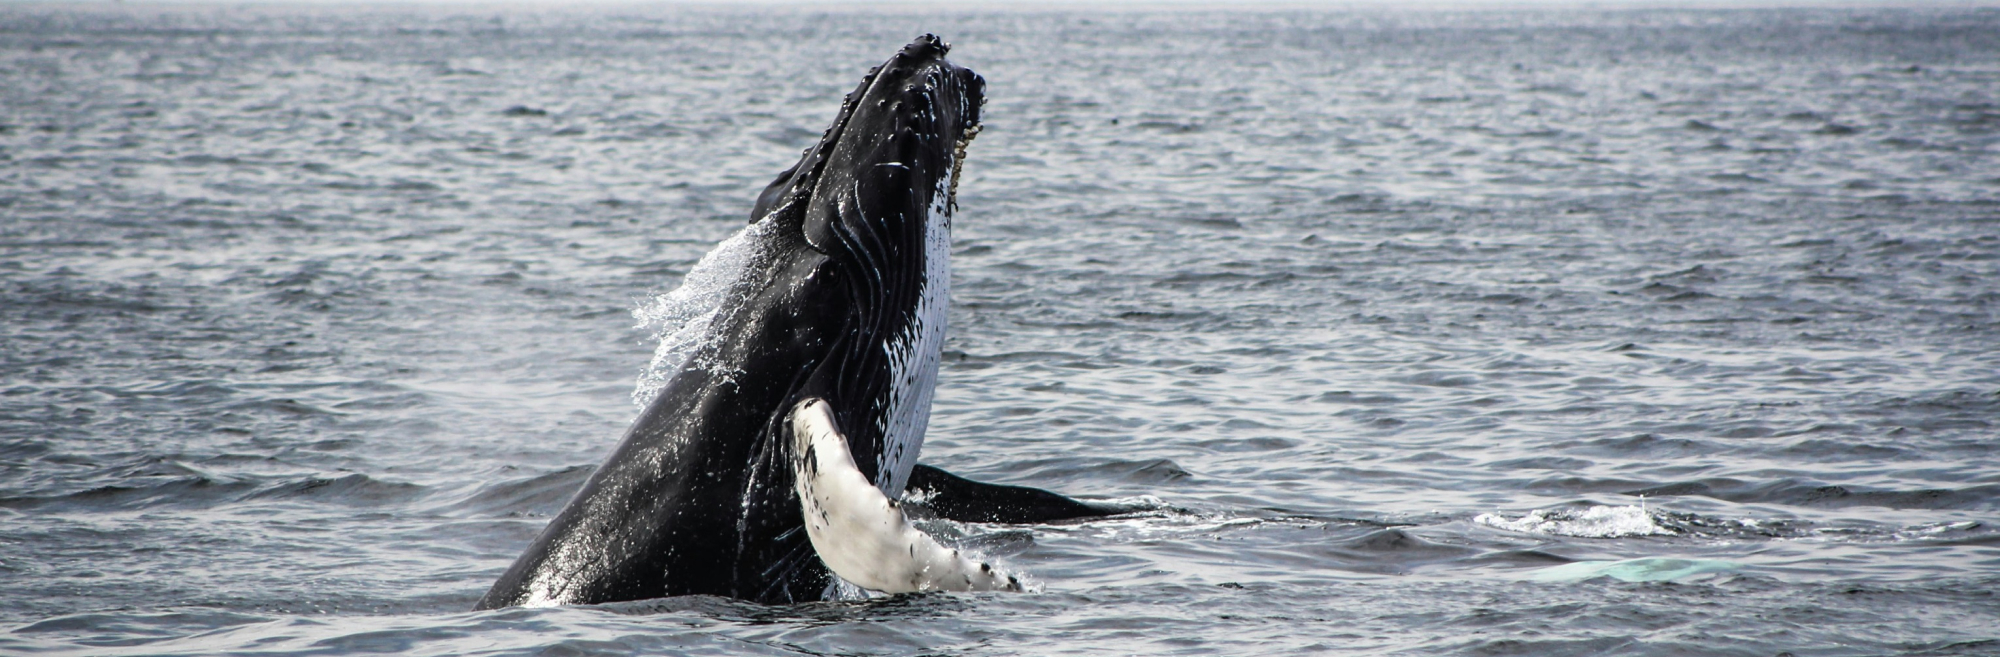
[1474,504,1675,538]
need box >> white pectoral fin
[789,398,1022,594]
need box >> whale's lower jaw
[790,399,1022,594]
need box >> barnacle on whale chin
[948,124,981,210]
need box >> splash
[1474,504,1676,538]
[630,218,779,409]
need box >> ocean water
[3,3,1998,655]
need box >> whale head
[747,34,985,498]
[753,34,985,247]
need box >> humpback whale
[476,35,1112,610]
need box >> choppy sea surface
[4,3,1999,655]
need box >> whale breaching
[476,35,1113,609]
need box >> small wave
[451,465,594,517]
[1330,528,1479,560]
[1039,508,1353,545]
[0,470,425,511]
[1898,520,1982,538]
[1808,520,1990,546]
[13,608,272,640]
[1488,507,1975,544]
[1096,494,1169,511]
[0,476,254,511]
[246,473,426,506]
[1526,557,1739,583]
[1020,458,1194,485]
[1475,504,1674,538]
[1626,478,2000,511]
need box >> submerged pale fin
[789,399,1022,594]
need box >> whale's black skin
[476,36,1106,610]
[907,464,1122,524]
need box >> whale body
[476,35,1110,609]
